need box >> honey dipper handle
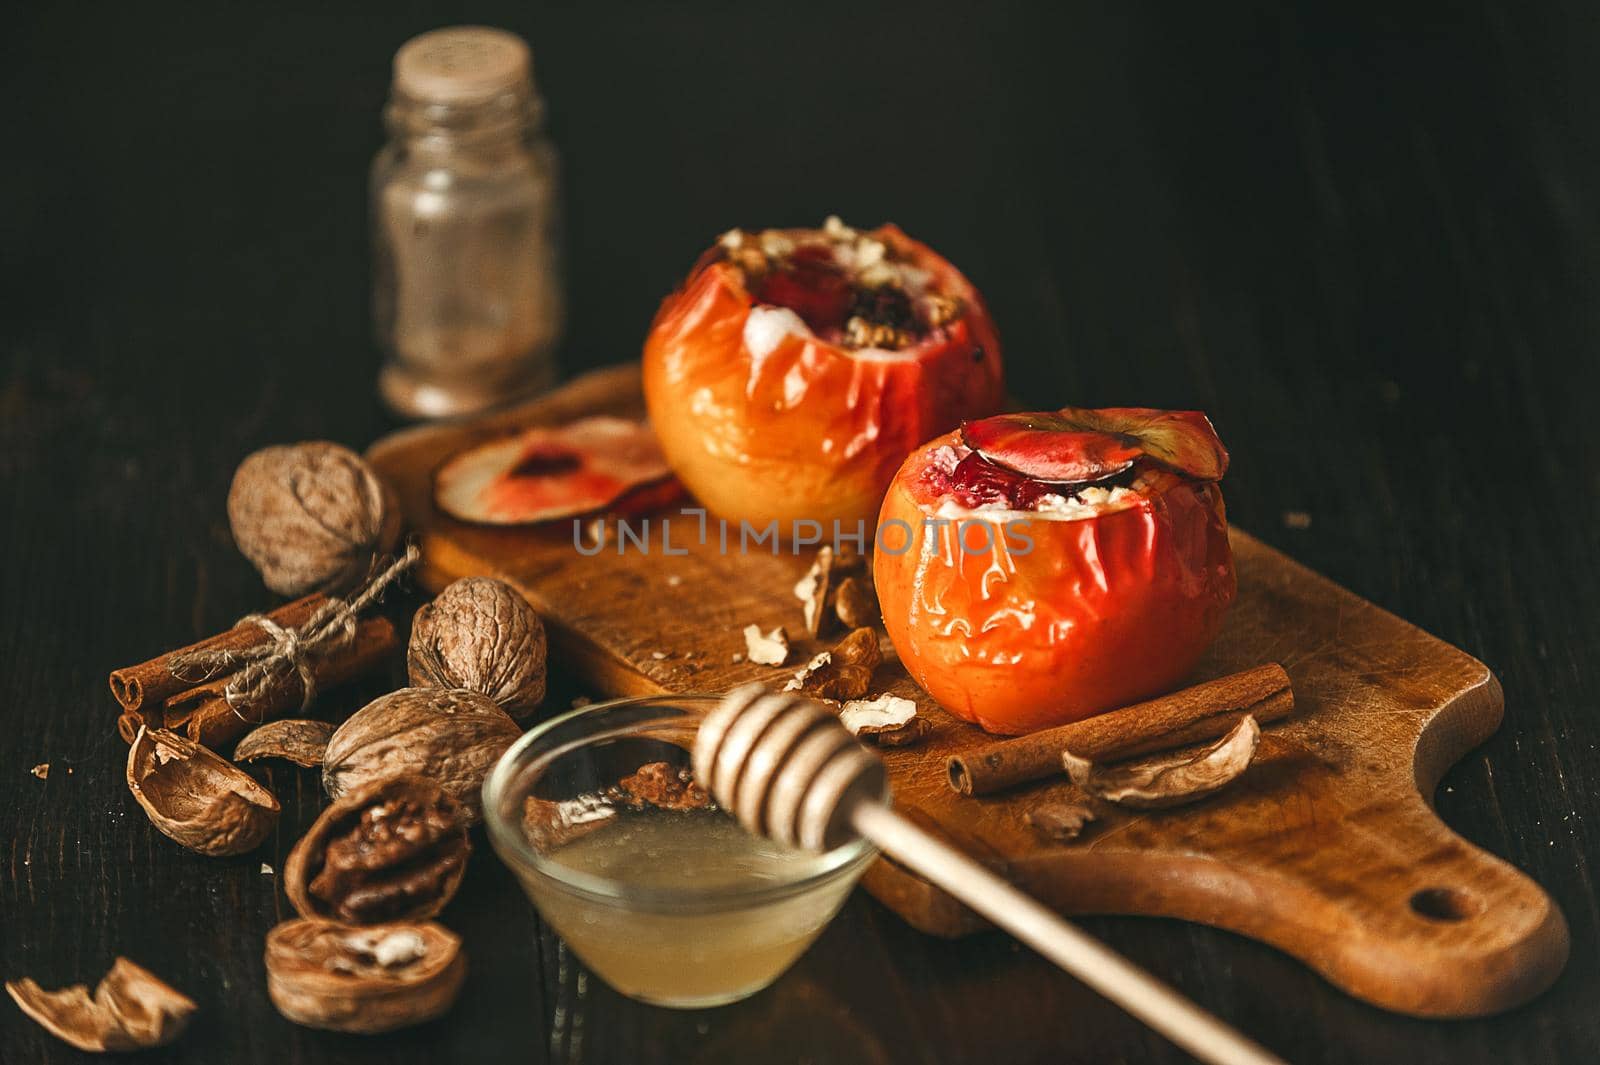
[851,802,1287,1065]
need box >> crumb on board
[30,763,48,780]
[743,624,789,666]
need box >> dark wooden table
[4,3,1598,1062]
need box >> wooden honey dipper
[695,686,1287,1065]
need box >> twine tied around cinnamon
[167,544,420,723]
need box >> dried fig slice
[234,719,335,768]
[433,416,675,525]
[962,407,1229,484]
[6,957,196,1052]
[126,726,279,856]
[285,774,469,924]
[265,918,465,1034]
[322,688,520,825]
[1062,715,1260,809]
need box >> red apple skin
[874,431,1237,735]
[643,225,1004,531]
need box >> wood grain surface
[369,363,1569,1018]
[5,3,1600,1063]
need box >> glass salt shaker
[372,26,563,418]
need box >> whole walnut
[322,688,521,824]
[408,577,547,719]
[228,441,401,596]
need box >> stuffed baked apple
[643,218,1004,531]
[874,407,1236,734]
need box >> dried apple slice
[961,407,1228,484]
[434,417,676,526]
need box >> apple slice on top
[960,407,1229,485]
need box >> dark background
[3,1,1598,1062]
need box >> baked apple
[643,217,1004,531]
[874,407,1236,734]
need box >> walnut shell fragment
[126,726,279,856]
[234,719,335,768]
[6,957,196,1052]
[1062,715,1261,810]
[285,775,469,924]
[265,918,465,1034]
[1025,802,1097,843]
[408,577,547,719]
[228,441,401,596]
[783,627,882,700]
[322,687,521,824]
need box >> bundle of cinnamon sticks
[110,594,397,749]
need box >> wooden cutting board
[368,363,1567,1019]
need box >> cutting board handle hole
[1408,886,1482,922]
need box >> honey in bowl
[537,807,861,1006]
[483,697,876,1009]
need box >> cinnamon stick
[109,594,330,713]
[116,616,399,749]
[947,664,1293,797]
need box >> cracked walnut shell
[5,958,196,1053]
[265,918,465,1034]
[228,441,402,596]
[408,577,547,718]
[285,775,469,924]
[126,726,279,856]
[322,687,521,825]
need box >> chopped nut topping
[720,217,958,352]
[823,215,855,240]
[917,293,961,328]
[845,316,912,350]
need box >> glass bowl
[483,694,877,1009]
